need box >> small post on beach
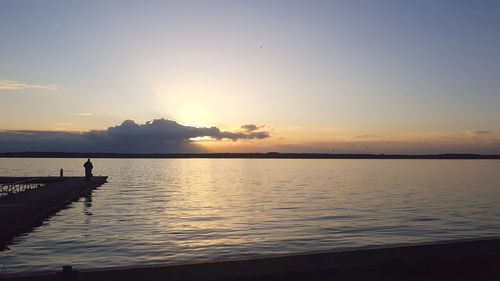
[62,265,74,281]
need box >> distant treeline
[1,152,500,159]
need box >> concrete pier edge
[0,177,108,249]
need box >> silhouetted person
[60,168,64,178]
[84,159,93,180]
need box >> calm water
[1,158,500,273]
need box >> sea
[1,158,500,273]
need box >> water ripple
[1,158,500,272]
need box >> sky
[1,0,500,154]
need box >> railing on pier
[0,178,45,198]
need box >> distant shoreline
[1,152,500,159]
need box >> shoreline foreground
[2,236,500,280]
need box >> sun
[150,76,220,128]
[189,136,214,142]
[175,103,216,128]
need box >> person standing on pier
[84,159,93,180]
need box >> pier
[0,176,107,248]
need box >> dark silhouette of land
[1,152,500,159]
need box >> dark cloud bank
[0,118,270,153]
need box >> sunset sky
[1,1,500,154]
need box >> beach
[3,237,500,280]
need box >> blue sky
[1,1,500,153]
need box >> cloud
[69,113,94,116]
[353,134,380,139]
[473,130,491,135]
[0,118,271,153]
[241,124,261,132]
[0,79,59,91]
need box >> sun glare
[189,136,214,142]
[175,103,216,127]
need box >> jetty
[0,176,107,247]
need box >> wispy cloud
[0,79,59,91]
[354,134,380,139]
[473,130,491,135]
[69,112,94,116]
[241,124,269,133]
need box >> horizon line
[1,152,500,160]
